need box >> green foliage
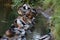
[12,0,45,8]
[29,0,43,6]
[12,0,23,8]
[42,0,54,10]
[52,0,60,40]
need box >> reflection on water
[26,23,42,40]
[33,32,41,40]
[26,29,41,40]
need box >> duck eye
[23,6,26,10]
[28,8,30,10]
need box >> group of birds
[0,4,51,40]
